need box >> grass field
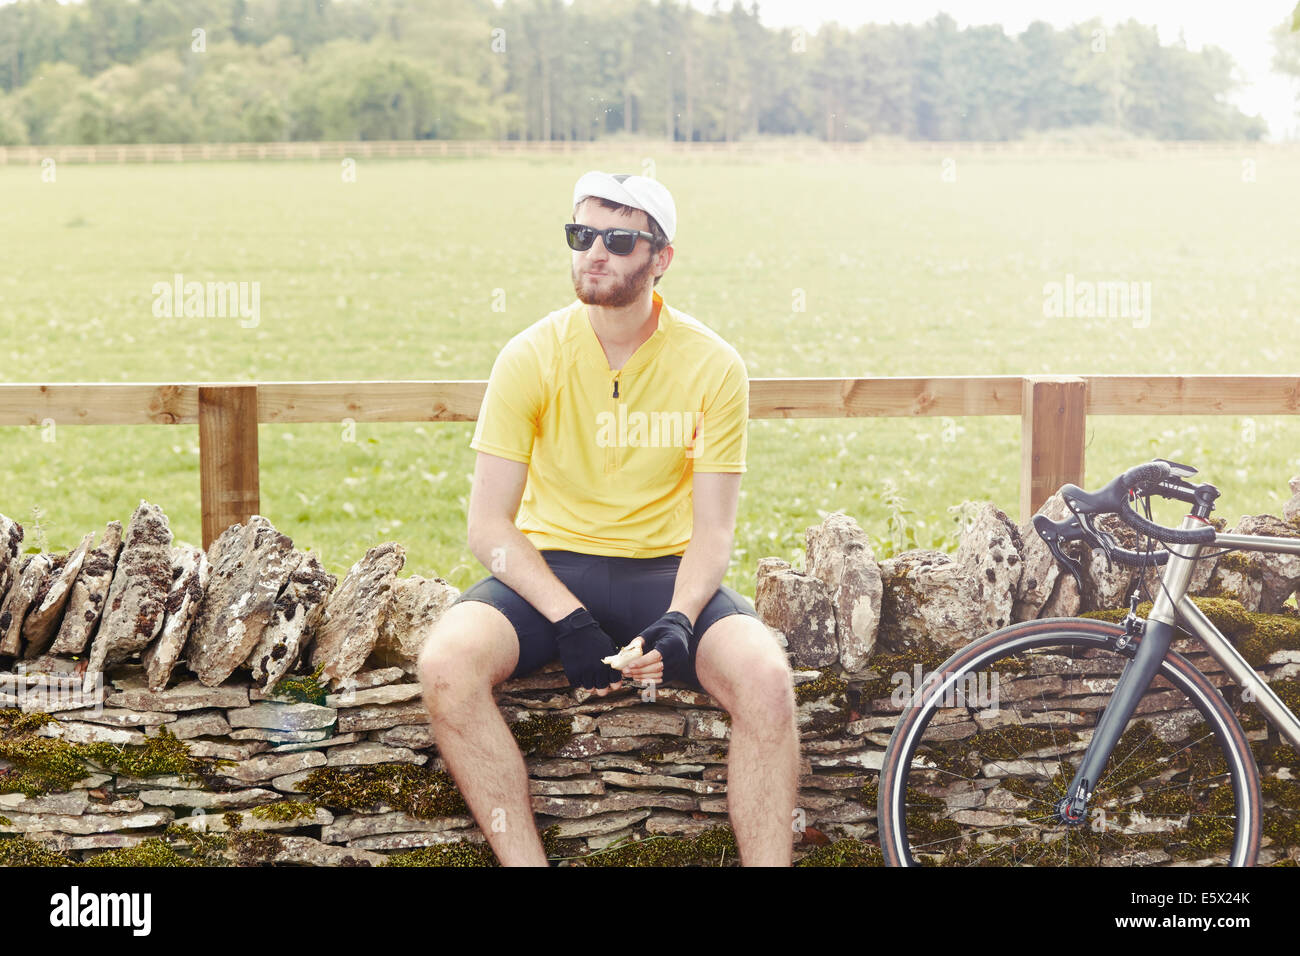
[2,150,1299,598]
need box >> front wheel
[876,617,1262,866]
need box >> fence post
[1021,376,1087,523]
[199,385,260,551]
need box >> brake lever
[1032,514,1086,595]
[1077,511,1118,572]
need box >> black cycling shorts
[452,549,760,691]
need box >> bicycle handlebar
[1058,460,1217,547]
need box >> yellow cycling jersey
[470,289,749,558]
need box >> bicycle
[876,458,1300,866]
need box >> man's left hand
[622,611,693,685]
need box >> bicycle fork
[1057,520,1203,825]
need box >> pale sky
[688,0,1300,141]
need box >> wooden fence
[2,375,1298,550]
[3,139,1297,165]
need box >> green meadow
[3,150,1299,599]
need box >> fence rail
[2,138,1297,165]
[3,374,1297,549]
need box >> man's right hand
[553,606,623,696]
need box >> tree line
[0,0,1286,146]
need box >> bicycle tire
[877,617,1262,866]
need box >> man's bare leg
[417,601,549,866]
[695,614,799,866]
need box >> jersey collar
[581,290,669,373]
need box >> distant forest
[0,0,1290,146]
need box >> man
[417,171,799,866]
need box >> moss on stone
[509,712,574,757]
[571,825,739,866]
[0,835,75,866]
[383,841,498,866]
[164,821,230,864]
[83,837,205,867]
[248,799,319,823]
[299,763,468,818]
[223,810,243,829]
[856,638,953,704]
[794,672,848,704]
[0,711,237,798]
[270,662,330,705]
[795,838,884,866]
[227,828,284,866]
[1215,551,1263,579]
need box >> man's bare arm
[466,451,584,623]
[622,470,740,683]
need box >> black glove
[553,606,621,690]
[639,611,694,684]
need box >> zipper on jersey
[606,370,620,473]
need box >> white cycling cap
[572,170,677,243]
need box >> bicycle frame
[1064,516,1300,817]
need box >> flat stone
[0,809,173,835]
[310,542,405,688]
[0,514,25,625]
[321,812,476,843]
[177,739,271,761]
[371,573,460,671]
[213,750,328,785]
[548,809,651,838]
[805,511,884,672]
[183,805,335,833]
[111,774,211,791]
[347,830,485,851]
[161,709,231,738]
[267,732,363,754]
[49,706,177,727]
[809,751,883,771]
[229,726,332,742]
[187,516,300,687]
[529,778,606,796]
[256,833,389,865]
[598,771,720,794]
[49,520,122,655]
[374,725,434,749]
[755,557,837,668]
[85,796,146,815]
[26,831,150,852]
[35,721,146,745]
[685,712,731,739]
[324,682,423,708]
[595,707,687,737]
[525,758,592,778]
[0,553,53,656]
[644,812,718,838]
[84,501,174,683]
[141,545,211,691]
[246,550,336,690]
[553,734,664,760]
[130,786,278,809]
[955,502,1023,631]
[531,790,697,819]
[324,741,427,767]
[106,679,250,712]
[336,701,428,733]
[22,531,95,656]
[226,700,336,731]
[0,791,90,814]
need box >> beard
[571,253,655,308]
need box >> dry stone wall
[2,484,1300,866]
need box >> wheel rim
[879,620,1260,866]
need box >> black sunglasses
[565,223,658,256]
